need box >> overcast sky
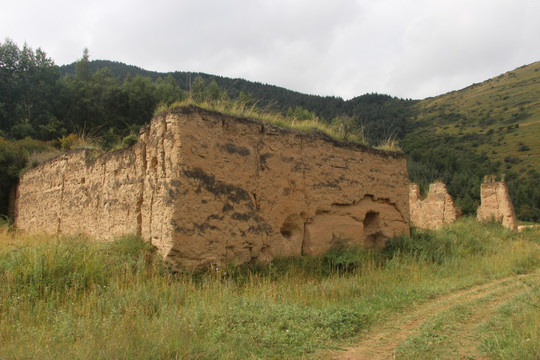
[2,0,539,100]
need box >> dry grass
[374,137,402,152]
[0,219,538,359]
[156,98,371,146]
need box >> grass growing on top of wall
[0,218,538,359]
[156,97,360,143]
[155,98,402,151]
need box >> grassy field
[0,219,539,359]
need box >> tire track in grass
[395,274,536,359]
[329,269,540,360]
[452,271,539,360]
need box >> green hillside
[59,60,349,121]
[403,61,540,219]
[410,61,539,173]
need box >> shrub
[120,134,139,149]
[0,137,59,216]
[385,218,510,264]
[504,155,520,164]
[324,244,361,272]
[58,134,82,151]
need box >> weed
[375,136,402,152]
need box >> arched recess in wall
[363,210,385,248]
[280,214,305,245]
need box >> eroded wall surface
[13,146,145,240]
[477,181,517,231]
[409,182,458,229]
[14,106,410,269]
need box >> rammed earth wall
[477,181,517,231]
[409,182,458,229]
[13,106,410,269]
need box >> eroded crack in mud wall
[13,105,410,269]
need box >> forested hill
[59,60,414,137]
[60,60,348,119]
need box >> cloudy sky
[2,0,539,100]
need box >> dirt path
[330,269,540,360]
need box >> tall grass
[374,136,402,152]
[155,98,386,148]
[0,218,538,359]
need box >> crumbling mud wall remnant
[13,106,410,269]
[12,146,145,239]
[409,182,458,229]
[477,180,517,231]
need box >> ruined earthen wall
[409,182,458,229]
[13,146,145,239]
[477,181,517,231]
[168,108,410,268]
[14,106,410,269]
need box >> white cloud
[1,0,539,99]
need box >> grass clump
[374,136,402,152]
[0,218,538,359]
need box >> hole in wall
[280,214,304,242]
[363,211,385,248]
[280,228,292,239]
[363,211,379,231]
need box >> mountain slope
[402,61,540,219]
[409,61,539,173]
[60,60,415,142]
